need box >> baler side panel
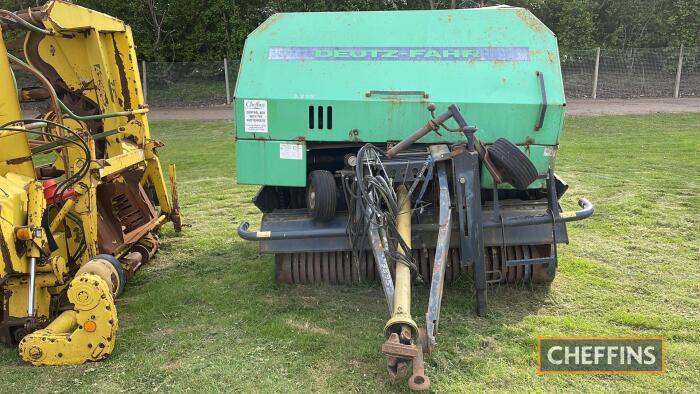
[236,140,307,187]
[234,7,566,188]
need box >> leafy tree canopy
[1,0,698,60]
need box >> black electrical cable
[0,119,91,208]
[6,126,87,207]
[2,122,90,270]
[65,211,86,266]
[344,143,430,276]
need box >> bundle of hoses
[0,119,90,265]
[342,144,432,280]
[0,118,91,206]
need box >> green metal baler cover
[234,6,566,187]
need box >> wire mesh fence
[560,49,597,98]
[143,61,230,107]
[561,47,698,99]
[129,47,699,106]
[597,48,680,98]
[680,47,700,98]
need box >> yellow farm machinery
[0,1,180,365]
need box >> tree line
[2,0,699,61]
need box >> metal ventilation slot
[327,106,333,129]
[317,105,324,129]
[309,105,332,129]
[308,105,315,129]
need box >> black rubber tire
[307,170,337,222]
[487,138,539,190]
[93,254,127,297]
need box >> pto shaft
[384,185,417,335]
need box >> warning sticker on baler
[280,143,303,160]
[244,100,268,132]
[544,146,558,157]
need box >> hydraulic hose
[7,53,63,124]
[0,10,53,35]
[8,54,149,121]
[58,100,149,121]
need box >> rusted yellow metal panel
[19,273,119,366]
[0,27,20,122]
[0,27,34,178]
[44,0,125,32]
[0,1,181,362]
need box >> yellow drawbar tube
[384,185,418,336]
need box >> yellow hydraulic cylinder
[384,185,418,336]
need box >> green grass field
[1,113,698,393]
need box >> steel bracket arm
[425,162,452,350]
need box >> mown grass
[0,113,698,393]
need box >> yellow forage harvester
[0,1,182,365]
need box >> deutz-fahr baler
[236,6,593,390]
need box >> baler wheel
[487,138,539,190]
[307,170,337,222]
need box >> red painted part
[42,179,74,204]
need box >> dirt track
[148,98,699,121]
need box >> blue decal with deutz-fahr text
[268,47,529,61]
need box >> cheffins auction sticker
[544,146,558,157]
[280,143,303,160]
[244,99,268,133]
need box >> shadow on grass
[141,232,554,343]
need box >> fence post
[141,60,148,103]
[224,57,231,105]
[674,44,684,99]
[592,47,600,99]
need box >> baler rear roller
[274,244,552,286]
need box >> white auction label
[244,99,268,133]
[544,145,558,157]
[280,143,303,160]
